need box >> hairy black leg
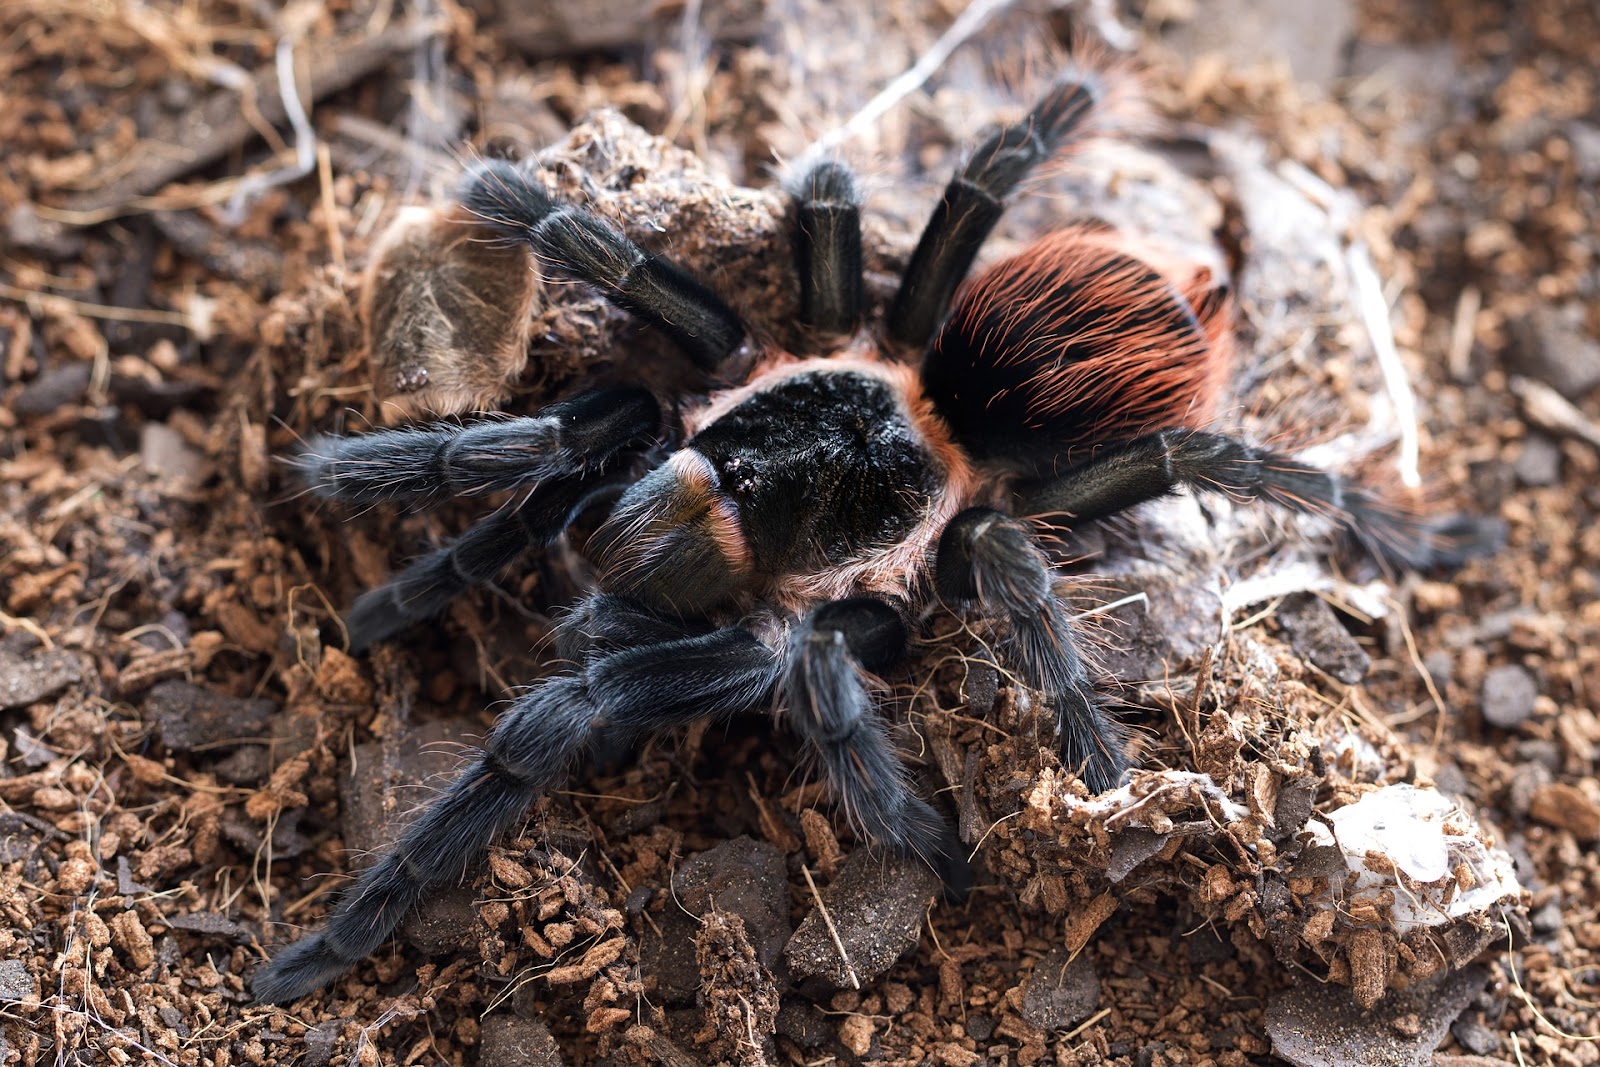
[937,509,1129,793]
[297,386,659,507]
[252,613,781,1003]
[1014,429,1504,571]
[459,160,748,374]
[789,160,864,335]
[784,599,969,895]
[888,73,1104,348]
[343,475,606,653]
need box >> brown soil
[2,1,1598,1066]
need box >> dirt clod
[1266,965,1487,1067]
[0,649,81,710]
[481,1015,565,1067]
[1019,947,1101,1032]
[784,850,939,989]
[0,960,32,1003]
[1479,664,1538,729]
[144,679,276,751]
[1277,593,1371,685]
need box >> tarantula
[252,67,1489,1002]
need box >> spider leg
[1014,428,1503,570]
[252,605,780,1004]
[296,386,659,507]
[936,509,1130,793]
[341,475,605,653]
[888,71,1106,349]
[459,159,748,375]
[784,598,969,895]
[789,160,864,335]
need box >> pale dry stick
[1060,1006,1112,1042]
[1513,375,1600,449]
[1347,241,1422,489]
[316,143,345,273]
[0,610,53,649]
[223,34,317,224]
[1447,285,1481,382]
[0,282,192,327]
[966,809,1020,863]
[801,865,861,990]
[1067,590,1149,623]
[1386,595,1451,757]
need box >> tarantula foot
[1415,514,1508,570]
[1366,511,1506,573]
[250,934,346,1005]
[931,827,975,903]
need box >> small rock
[962,657,998,717]
[1105,828,1170,883]
[785,850,939,989]
[11,361,91,417]
[1019,947,1101,1032]
[1529,898,1564,936]
[402,884,481,955]
[643,836,791,1005]
[1480,665,1538,729]
[1432,763,1473,801]
[1515,739,1562,774]
[1096,579,1218,682]
[1450,1013,1501,1056]
[0,959,32,1002]
[1569,121,1600,180]
[4,203,87,258]
[166,911,249,943]
[140,422,210,483]
[1163,0,1353,88]
[1506,761,1553,819]
[1265,964,1486,1067]
[1423,650,1455,689]
[302,1019,342,1067]
[479,1015,564,1067]
[1273,773,1320,838]
[0,813,55,865]
[1511,435,1562,487]
[144,680,276,751]
[219,810,312,860]
[0,649,83,710]
[12,727,56,768]
[212,745,272,785]
[1135,1043,1167,1067]
[774,1002,833,1049]
[1512,305,1600,400]
[1278,593,1370,685]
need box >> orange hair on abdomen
[922,225,1233,474]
